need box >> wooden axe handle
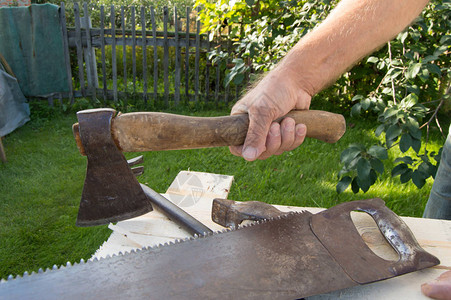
[73,110,346,155]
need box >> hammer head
[74,108,152,226]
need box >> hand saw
[0,199,439,299]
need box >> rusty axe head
[73,108,152,227]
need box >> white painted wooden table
[93,171,451,299]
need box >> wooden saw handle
[73,109,346,155]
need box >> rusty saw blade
[0,199,439,299]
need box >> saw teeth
[2,215,295,282]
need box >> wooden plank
[58,93,63,106]
[163,7,169,106]
[100,5,107,104]
[184,7,190,102]
[151,7,158,103]
[67,27,211,40]
[96,89,189,100]
[141,6,148,104]
[0,137,6,163]
[174,7,180,105]
[67,31,213,49]
[215,61,220,105]
[92,171,234,258]
[131,6,136,93]
[47,95,54,107]
[73,3,85,96]
[121,6,127,94]
[205,33,210,103]
[194,8,200,103]
[59,2,74,105]
[111,5,118,102]
[83,2,96,100]
[215,26,221,104]
[224,25,231,104]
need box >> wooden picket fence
[59,2,246,107]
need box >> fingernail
[269,123,280,136]
[283,118,295,132]
[296,124,306,136]
[242,146,258,161]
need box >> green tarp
[0,4,69,97]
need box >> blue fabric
[0,69,30,137]
[423,125,451,220]
[0,4,69,97]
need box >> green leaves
[406,62,422,80]
[224,58,249,87]
[340,144,363,164]
[336,176,352,194]
[335,1,448,194]
[336,144,385,194]
[367,145,388,160]
[386,124,402,141]
[391,150,441,189]
[356,159,372,192]
[197,0,337,88]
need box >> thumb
[241,113,273,161]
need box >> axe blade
[75,108,152,227]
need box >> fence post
[205,34,210,103]
[73,3,85,96]
[163,6,169,107]
[185,7,190,102]
[82,2,98,101]
[121,6,127,95]
[59,2,74,104]
[194,7,201,103]
[100,5,107,104]
[111,5,118,102]
[151,6,158,104]
[142,6,148,104]
[131,6,137,93]
[174,6,180,105]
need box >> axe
[72,108,346,230]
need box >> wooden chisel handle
[73,109,346,155]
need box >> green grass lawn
[0,105,445,279]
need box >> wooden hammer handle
[73,110,345,155]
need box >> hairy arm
[231,0,430,161]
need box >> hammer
[72,108,345,231]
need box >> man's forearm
[277,0,430,96]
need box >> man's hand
[422,270,451,300]
[229,70,312,161]
[228,0,430,161]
